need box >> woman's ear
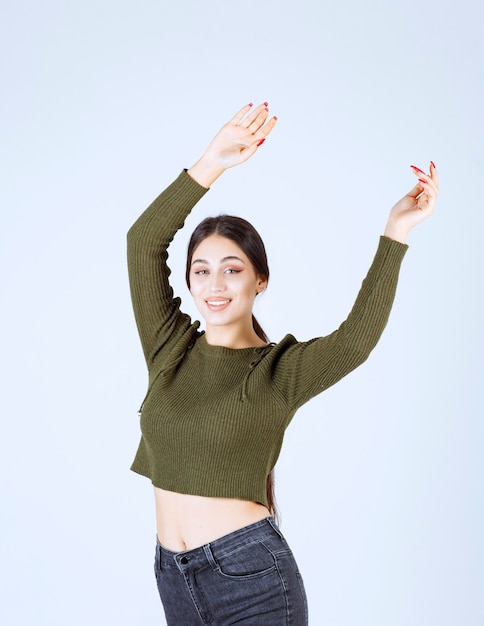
[256,275,268,294]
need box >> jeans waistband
[155,516,283,570]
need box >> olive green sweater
[128,170,408,507]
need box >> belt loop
[203,544,219,572]
[155,539,162,571]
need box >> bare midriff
[154,486,270,552]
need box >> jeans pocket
[213,540,277,580]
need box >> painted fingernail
[273,115,278,121]
[411,165,425,174]
[263,101,269,106]
[430,161,436,169]
[418,178,427,184]
[257,138,266,147]
[248,102,253,107]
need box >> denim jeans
[154,516,308,625]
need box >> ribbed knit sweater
[127,170,408,507]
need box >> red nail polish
[411,165,425,174]
[263,102,269,106]
[430,161,436,169]
[418,178,427,184]
[257,138,266,147]
[273,116,278,121]
[248,102,253,107]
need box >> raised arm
[127,103,277,366]
[127,173,208,366]
[271,163,439,410]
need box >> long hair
[185,215,278,520]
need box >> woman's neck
[204,324,266,349]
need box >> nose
[209,272,225,292]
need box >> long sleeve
[127,170,209,366]
[269,236,409,411]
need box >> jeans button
[180,556,188,565]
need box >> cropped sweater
[127,170,408,507]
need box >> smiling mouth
[206,299,231,310]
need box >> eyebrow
[191,256,246,266]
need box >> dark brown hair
[185,215,279,520]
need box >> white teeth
[207,300,229,306]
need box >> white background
[1,1,483,624]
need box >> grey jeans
[154,516,308,625]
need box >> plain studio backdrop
[1,1,483,624]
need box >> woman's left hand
[384,162,439,243]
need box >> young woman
[127,102,438,625]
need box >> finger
[254,115,278,142]
[417,178,438,197]
[410,165,438,194]
[247,108,269,133]
[416,181,437,215]
[230,103,254,125]
[241,115,278,156]
[410,164,427,176]
[417,172,438,195]
[239,102,269,128]
[430,161,439,189]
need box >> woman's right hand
[384,162,439,243]
[187,103,277,188]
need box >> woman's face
[189,234,267,331]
